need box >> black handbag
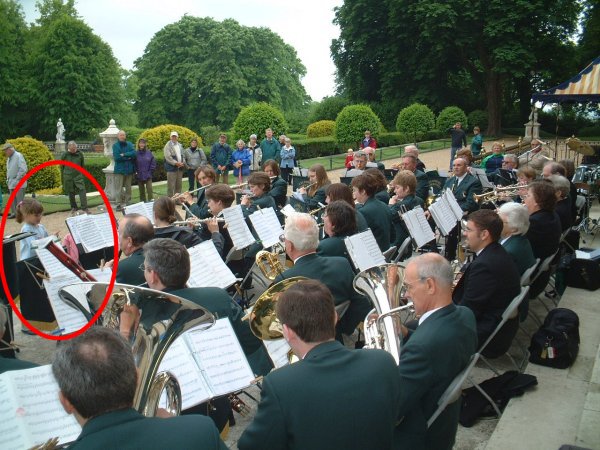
[528,308,580,369]
[566,258,600,291]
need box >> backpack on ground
[528,308,580,369]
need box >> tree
[310,96,349,122]
[396,103,435,143]
[28,15,125,139]
[332,0,581,136]
[232,102,287,142]
[135,16,308,130]
[0,0,29,140]
[579,1,600,67]
[34,0,78,26]
[335,104,383,144]
[436,106,468,132]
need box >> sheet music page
[291,191,304,201]
[187,241,237,289]
[158,335,212,409]
[0,375,29,450]
[0,365,81,449]
[344,230,386,272]
[187,318,255,397]
[43,275,90,334]
[124,201,155,224]
[64,215,85,244]
[402,207,435,248]
[249,207,282,249]
[444,188,464,221]
[72,216,105,253]
[280,204,296,217]
[470,168,494,189]
[222,205,255,250]
[36,248,73,280]
[93,213,114,247]
[428,195,456,236]
[263,339,292,369]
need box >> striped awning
[532,56,600,103]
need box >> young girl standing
[16,198,54,260]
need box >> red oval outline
[0,159,119,340]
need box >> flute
[172,184,211,200]
[171,218,226,227]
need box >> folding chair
[478,286,530,374]
[520,258,540,287]
[339,176,354,186]
[527,249,560,324]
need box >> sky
[19,0,344,101]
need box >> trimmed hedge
[436,106,468,132]
[1,137,61,192]
[232,102,288,141]
[467,109,488,131]
[306,120,336,138]
[335,104,383,144]
[396,103,435,138]
[138,124,202,153]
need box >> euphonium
[353,263,411,364]
[57,282,215,417]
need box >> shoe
[83,208,91,214]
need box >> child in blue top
[17,198,56,260]
[231,139,252,184]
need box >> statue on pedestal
[56,118,65,142]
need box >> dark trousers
[68,189,88,209]
[281,167,292,185]
[445,222,460,261]
[187,169,196,192]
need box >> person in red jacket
[344,148,355,169]
[360,130,377,149]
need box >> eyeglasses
[403,277,427,291]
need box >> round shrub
[396,103,435,138]
[137,124,202,153]
[335,104,383,145]
[436,106,468,132]
[232,102,288,141]
[467,110,488,132]
[310,96,349,122]
[306,120,336,138]
[0,137,61,192]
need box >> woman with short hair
[317,200,357,263]
[351,174,392,252]
[326,183,368,232]
[523,181,561,260]
[497,202,535,275]
[388,170,424,254]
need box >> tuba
[353,263,413,364]
[57,282,215,417]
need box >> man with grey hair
[248,134,262,171]
[548,174,573,231]
[60,140,89,215]
[112,130,136,211]
[3,143,27,219]
[519,138,551,175]
[52,327,227,449]
[164,131,186,197]
[104,213,154,285]
[274,212,371,337]
[490,153,519,186]
[345,150,367,177]
[393,145,426,172]
[394,253,477,449]
[401,154,429,201]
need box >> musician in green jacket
[298,164,331,210]
[240,172,277,216]
[316,200,356,265]
[263,160,288,208]
[388,170,424,252]
[52,327,227,450]
[352,173,393,252]
[238,280,400,450]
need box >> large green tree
[0,0,29,140]
[134,16,309,130]
[28,15,125,139]
[332,0,582,135]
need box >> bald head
[120,214,154,255]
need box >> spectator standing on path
[163,131,186,197]
[260,128,281,163]
[60,141,89,214]
[471,126,483,156]
[248,134,262,172]
[447,122,467,170]
[3,143,27,219]
[135,139,156,203]
[112,130,137,211]
[231,139,252,184]
[360,129,377,149]
[210,133,232,184]
[279,137,296,185]
[183,137,207,192]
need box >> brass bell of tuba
[58,282,215,417]
[353,263,413,364]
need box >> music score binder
[249,207,283,249]
[187,240,237,289]
[344,229,386,272]
[222,205,255,250]
[428,189,463,236]
[401,206,436,248]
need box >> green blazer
[414,169,430,202]
[238,341,401,450]
[443,173,482,212]
[268,176,288,208]
[375,188,390,204]
[68,408,227,450]
[389,194,424,247]
[187,187,211,219]
[395,304,477,450]
[0,356,37,374]
[115,248,146,286]
[356,197,392,252]
[316,234,352,264]
[241,193,277,217]
[303,183,329,210]
[171,287,273,376]
[274,253,371,336]
[502,234,536,276]
[356,209,369,232]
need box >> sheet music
[402,207,436,248]
[0,365,81,450]
[36,247,73,279]
[280,204,296,217]
[94,213,114,245]
[344,230,386,272]
[470,168,494,189]
[291,191,305,201]
[158,335,212,409]
[249,207,282,249]
[124,201,155,224]
[444,188,464,221]
[44,274,98,334]
[64,215,85,244]
[429,194,459,236]
[65,213,113,253]
[263,339,292,369]
[222,205,255,250]
[187,241,237,289]
[187,318,255,396]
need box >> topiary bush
[335,104,383,145]
[0,137,61,192]
[467,109,488,132]
[436,106,468,132]
[306,120,336,138]
[232,102,288,142]
[396,103,435,142]
[137,124,202,153]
